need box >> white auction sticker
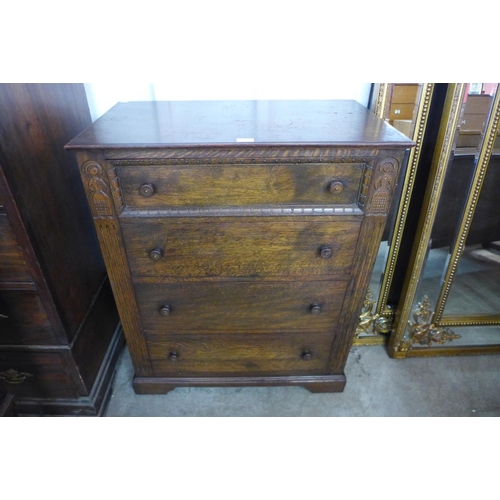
[236,138,255,142]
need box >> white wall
[84,82,372,122]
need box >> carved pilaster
[80,160,115,218]
[366,157,399,215]
[93,218,151,375]
[77,154,151,376]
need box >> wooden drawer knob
[159,305,171,316]
[301,350,312,361]
[319,246,333,259]
[328,181,344,194]
[149,248,163,261]
[310,304,322,315]
[168,351,179,362]
[139,183,155,197]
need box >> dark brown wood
[0,84,105,339]
[146,332,334,377]
[65,100,414,149]
[301,350,313,361]
[0,84,122,415]
[14,326,124,416]
[320,246,333,259]
[328,181,345,194]
[0,290,55,345]
[117,162,365,209]
[67,100,413,395]
[310,304,322,315]
[0,167,67,343]
[135,280,347,332]
[133,374,347,394]
[0,350,79,399]
[0,214,32,282]
[0,391,16,417]
[121,217,360,278]
[139,183,155,197]
[71,278,120,390]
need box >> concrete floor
[104,345,500,417]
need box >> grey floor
[104,345,500,417]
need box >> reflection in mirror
[444,242,500,317]
[429,85,496,250]
[441,84,500,319]
[405,83,500,352]
[386,84,423,139]
[456,84,498,154]
[440,325,500,347]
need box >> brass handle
[159,305,171,316]
[310,304,322,315]
[168,352,179,362]
[319,246,333,259]
[149,248,163,261]
[0,369,33,384]
[328,181,344,194]
[139,183,155,197]
[301,350,312,361]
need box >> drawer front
[0,351,79,399]
[146,332,333,377]
[0,213,32,282]
[122,217,361,278]
[0,290,56,345]
[136,280,347,333]
[117,163,365,209]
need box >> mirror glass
[411,83,500,348]
[443,84,500,317]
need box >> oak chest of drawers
[66,100,413,394]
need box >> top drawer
[116,163,365,210]
[0,213,32,282]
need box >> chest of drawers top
[66,99,412,150]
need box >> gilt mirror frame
[353,83,434,346]
[389,83,500,358]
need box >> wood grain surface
[135,280,347,333]
[117,162,364,208]
[147,332,334,377]
[0,290,55,345]
[0,214,31,282]
[65,100,414,148]
[121,217,361,278]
